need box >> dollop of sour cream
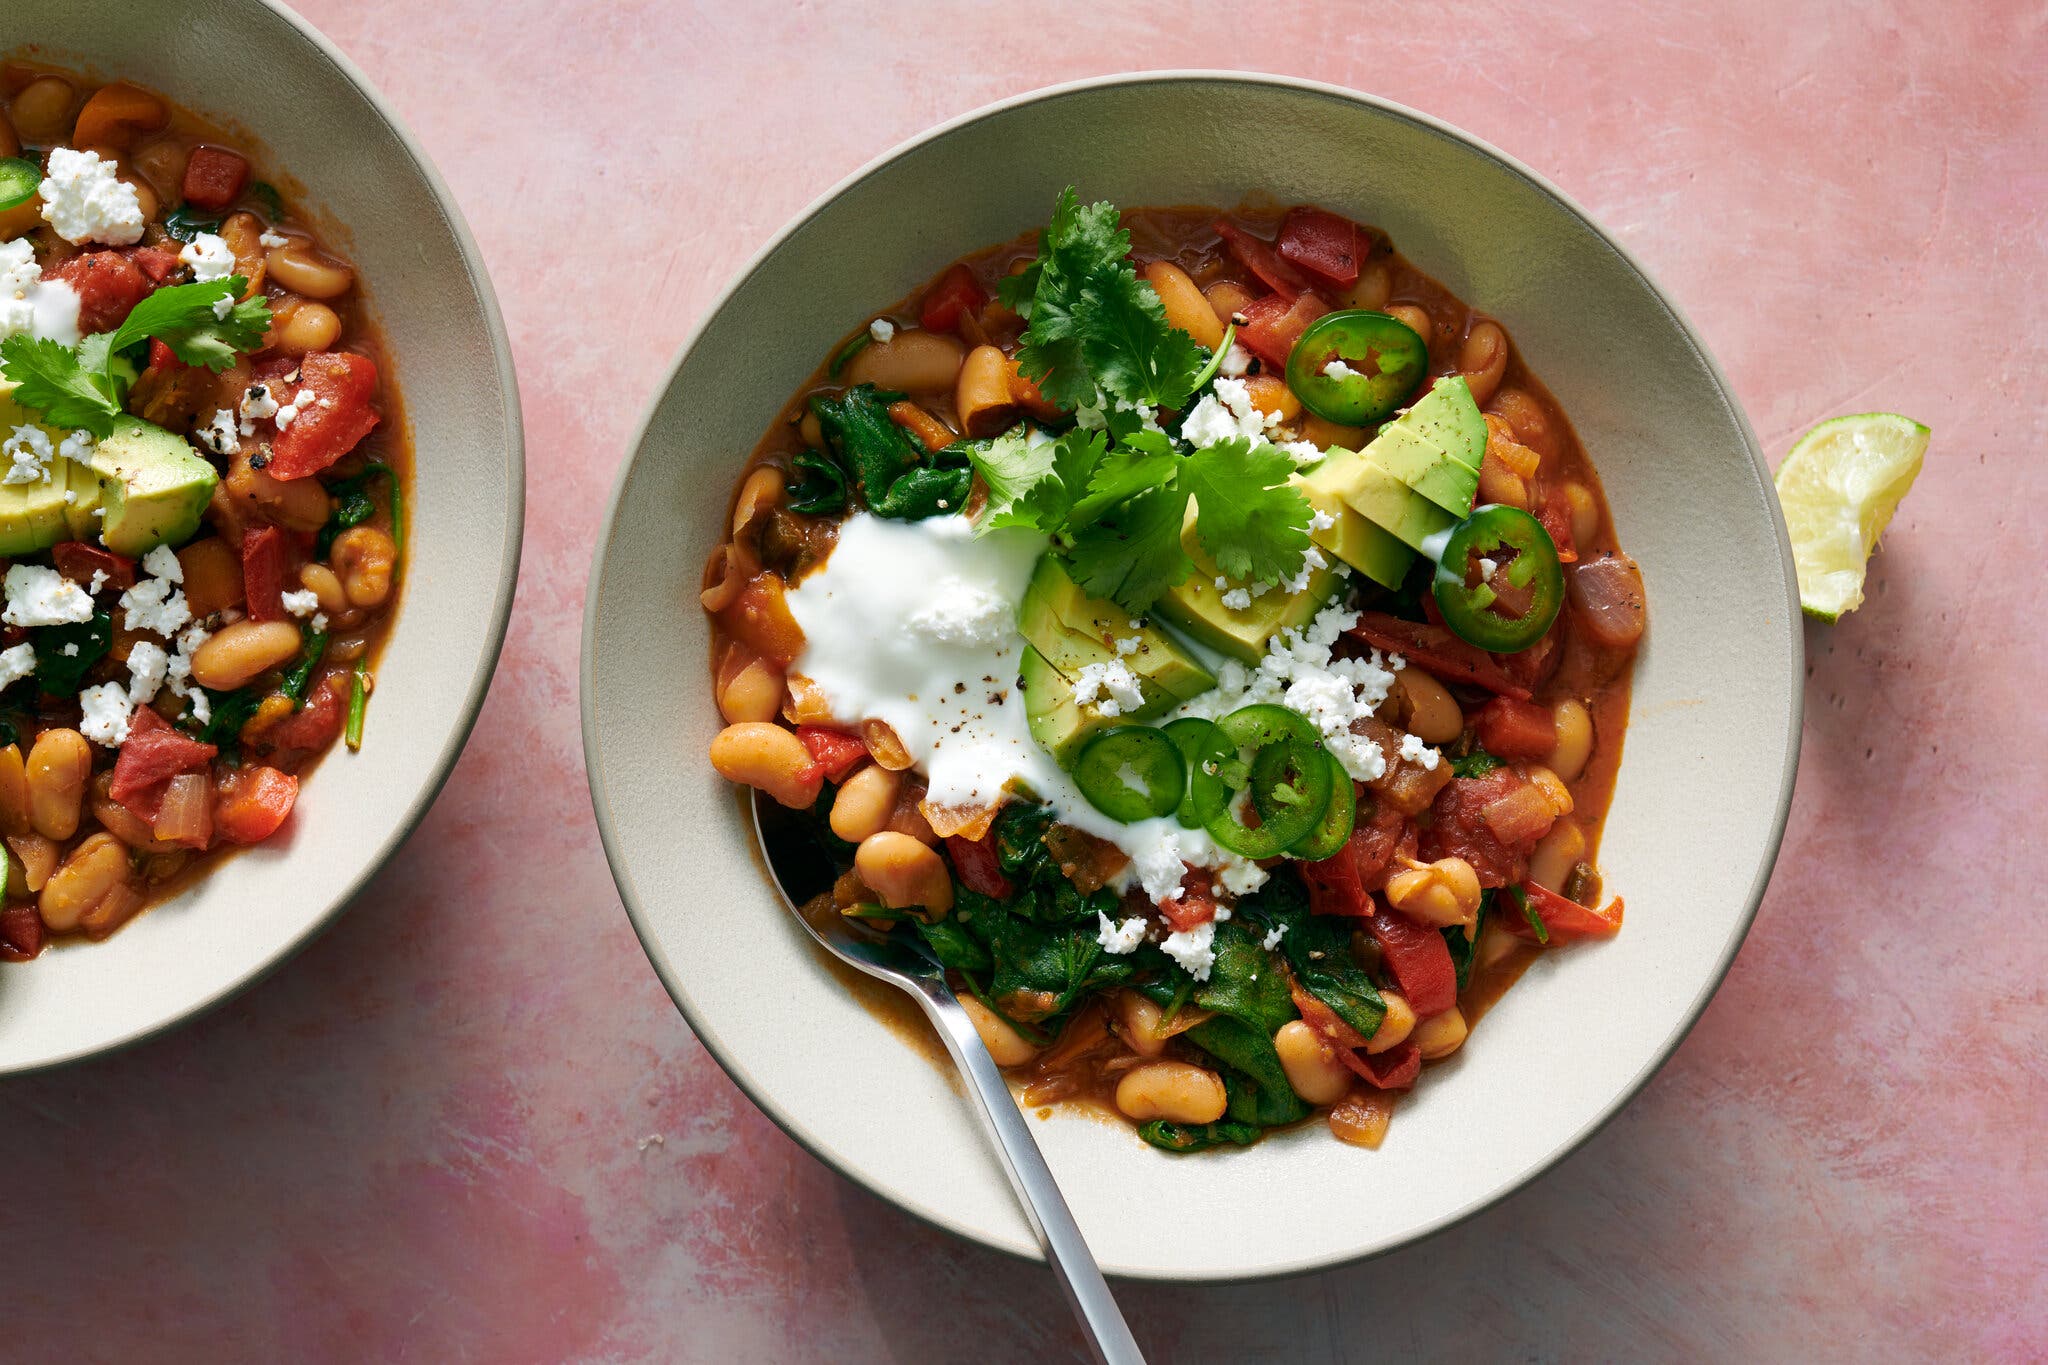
[783,512,1261,898]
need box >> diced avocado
[88,417,218,557]
[61,454,102,541]
[1018,555,1214,713]
[1358,375,1487,517]
[1019,642,1106,767]
[1290,470,1413,589]
[1310,449,1458,552]
[0,383,72,556]
[1153,504,1342,664]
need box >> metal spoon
[752,791,1146,1365]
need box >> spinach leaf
[161,205,222,243]
[249,182,285,218]
[915,917,991,973]
[993,804,1056,879]
[280,631,328,706]
[811,386,971,521]
[197,687,262,747]
[784,450,847,516]
[1257,869,1387,1040]
[315,462,390,558]
[1451,749,1501,779]
[1187,1016,1308,1128]
[1138,1117,1263,1154]
[33,611,113,696]
[1192,918,1296,1035]
[964,886,1136,1012]
[1511,884,1549,944]
[1444,891,1489,992]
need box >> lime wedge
[1773,413,1928,622]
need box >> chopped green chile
[1286,751,1356,860]
[1431,504,1564,653]
[1202,704,1333,857]
[1284,310,1429,425]
[0,158,36,210]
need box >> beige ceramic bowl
[0,2,522,1072]
[585,73,1800,1281]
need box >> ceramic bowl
[0,2,522,1072]
[584,72,1799,1281]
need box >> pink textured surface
[2,2,2042,1360]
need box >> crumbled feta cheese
[1322,358,1362,381]
[273,387,316,431]
[60,643,78,657]
[178,232,236,283]
[258,229,290,249]
[280,588,321,619]
[1130,831,1188,904]
[1219,343,1253,378]
[211,294,234,321]
[1,424,53,484]
[311,612,328,633]
[1261,923,1286,951]
[868,317,895,343]
[57,430,94,465]
[196,408,240,456]
[1071,659,1146,718]
[1308,507,1336,532]
[0,240,39,340]
[1478,557,1497,582]
[239,382,280,434]
[1398,731,1441,771]
[38,148,144,246]
[118,550,191,636]
[1215,856,1268,898]
[1180,377,1276,449]
[3,564,95,626]
[905,577,1011,646]
[126,639,169,705]
[1279,439,1324,467]
[1281,545,1328,596]
[78,681,135,746]
[87,570,107,595]
[1220,587,1252,611]
[164,624,211,722]
[1161,920,1217,980]
[1096,912,1148,955]
[0,642,35,692]
[1113,635,1141,658]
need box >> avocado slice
[1307,450,1457,553]
[1153,504,1342,664]
[1359,375,1486,517]
[0,384,73,556]
[1018,555,1214,714]
[89,417,219,557]
[1018,642,1106,767]
[61,453,102,541]
[1290,470,1413,589]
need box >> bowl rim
[2,0,526,1075]
[582,68,1802,1281]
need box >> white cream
[784,512,1263,912]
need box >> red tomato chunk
[181,145,249,212]
[265,352,382,480]
[1275,207,1362,289]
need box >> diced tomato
[1507,880,1624,942]
[264,674,347,754]
[127,245,183,285]
[1213,221,1311,299]
[1287,973,1422,1088]
[1420,769,1543,888]
[0,904,43,962]
[1500,623,1563,694]
[265,352,381,480]
[240,526,288,622]
[1156,868,1220,933]
[1348,1040,1422,1090]
[45,251,151,333]
[1475,696,1556,759]
[145,337,188,375]
[1346,613,1533,700]
[50,542,136,591]
[795,726,868,783]
[181,145,250,213]
[1275,207,1363,289]
[1235,291,1330,369]
[944,830,1014,900]
[109,706,218,821]
[1303,801,1411,915]
[1365,907,1459,1016]
[213,765,298,844]
[918,264,987,335]
[1537,488,1579,564]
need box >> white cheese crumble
[126,639,169,705]
[1261,923,1287,950]
[258,229,290,249]
[0,643,36,692]
[211,294,234,321]
[38,148,145,246]
[1130,831,1189,904]
[1161,920,1218,981]
[1070,658,1146,718]
[1095,912,1148,955]
[1322,358,1362,381]
[868,318,896,344]
[1478,557,1498,582]
[280,589,321,619]
[1114,635,1141,657]
[239,381,281,434]
[58,430,94,464]
[3,564,95,626]
[1,425,53,484]
[905,577,1011,646]
[118,547,192,637]
[164,624,212,724]
[178,232,236,283]
[1182,375,1322,468]
[78,681,134,746]
[1308,507,1337,532]
[1219,586,1252,611]
[197,408,240,456]
[0,239,40,341]
[1398,731,1442,771]
[1281,545,1328,596]
[273,387,315,431]
[1219,343,1253,378]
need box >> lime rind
[1773,412,1929,622]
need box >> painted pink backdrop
[2,1,2042,1360]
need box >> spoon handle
[910,982,1147,1365]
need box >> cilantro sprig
[0,277,271,437]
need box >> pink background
[4,1,2043,1360]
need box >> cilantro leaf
[0,335,124,436]
[1008,187,1208,413]
[1064,484,1192,613]
[108,278,271,372]
[1067,430,1181,528]
[1179,438,1312,584]
[967,426,1063,530]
